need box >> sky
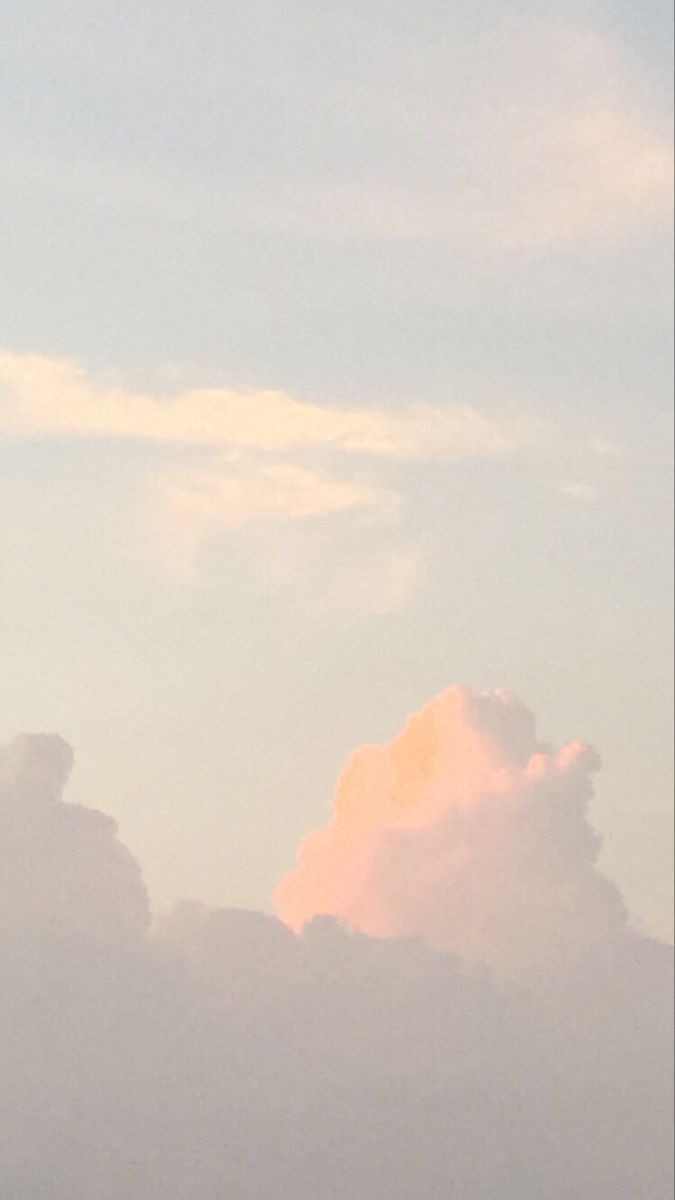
[0,0,673,942]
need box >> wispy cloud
[252,527,426,620]
[4,16,671,255]
[0,352,512,461]
[147,457,398,581]
[0,351,516,586]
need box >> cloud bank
[0,696,672,1198]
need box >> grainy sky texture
[0,0,673,946]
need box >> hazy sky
[0,0,672,938]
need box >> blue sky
[0,0,672,936]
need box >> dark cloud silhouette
[0,727,672,1199]
[0,733,149,948]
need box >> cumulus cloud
[275,687,629,981]
[0,715,672,1197]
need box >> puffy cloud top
[276,687,627,980]
[0,733,149,948]
[0,734,74,807]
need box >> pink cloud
[275,687,628,982]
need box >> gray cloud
[0,733,149,949]
[0,725,671,1198]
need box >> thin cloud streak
[2,21,671,254]
[0,352,513,462]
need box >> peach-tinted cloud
[0,352,511,462]
[275,687,628,979]
[146,457,397,579]
[0,351,514,584]
[0,351,619,588]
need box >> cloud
[0,714,671,1197]
[3,12,671,255]
[146,456,398,579]
[0,733,149,948]
[0,350,513,581]
[0,352,512,461]
[252,528,426,619]
[186,105,669,253]
[275,687,629,981]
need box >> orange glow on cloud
[0,352,512,461]
[275,687,627,975]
